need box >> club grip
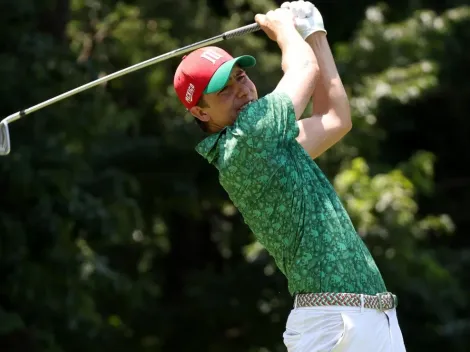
[223,23,261,40]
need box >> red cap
[173,46,256,109]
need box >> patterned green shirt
[196,91,387,296]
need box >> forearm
[306,33,351,125]
[278,28,318,74]
[274,29,320,118]
[310,73,329,116]
[301,39,329,116]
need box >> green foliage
[1,1,469,351]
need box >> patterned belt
[294,292,398,312]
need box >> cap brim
[204,55,256,94]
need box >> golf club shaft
[1,23,261,125]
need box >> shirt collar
[195,130,224,164]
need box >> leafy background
[1,0,469,351]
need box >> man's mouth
[237,100,254,114]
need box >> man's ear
[189,106,210,122]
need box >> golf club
[0,23,261,156]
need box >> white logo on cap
[185,83,195,103]
[200,50,223,64]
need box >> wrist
[276,26,303,48]
[305,31,328,48]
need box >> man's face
[190,65,258,132]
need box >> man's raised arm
[255,8,320,120]
[282,1,352,159]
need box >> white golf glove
[281,0,326,39]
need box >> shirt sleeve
[233,91,299,146]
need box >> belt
[294,292,398,312]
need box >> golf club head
[0,120,11,155]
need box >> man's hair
[194,96,209,132]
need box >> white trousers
[283,305,406,352]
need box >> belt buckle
[376,292,389,312]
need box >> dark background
[1,0,469,351]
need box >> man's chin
[230,113,239,122]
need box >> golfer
[173,1,406,351]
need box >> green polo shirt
[196,91,387,296]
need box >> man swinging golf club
[173,1,407,351]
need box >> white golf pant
[283,305,406,351]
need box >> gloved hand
[281,0,326,40]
